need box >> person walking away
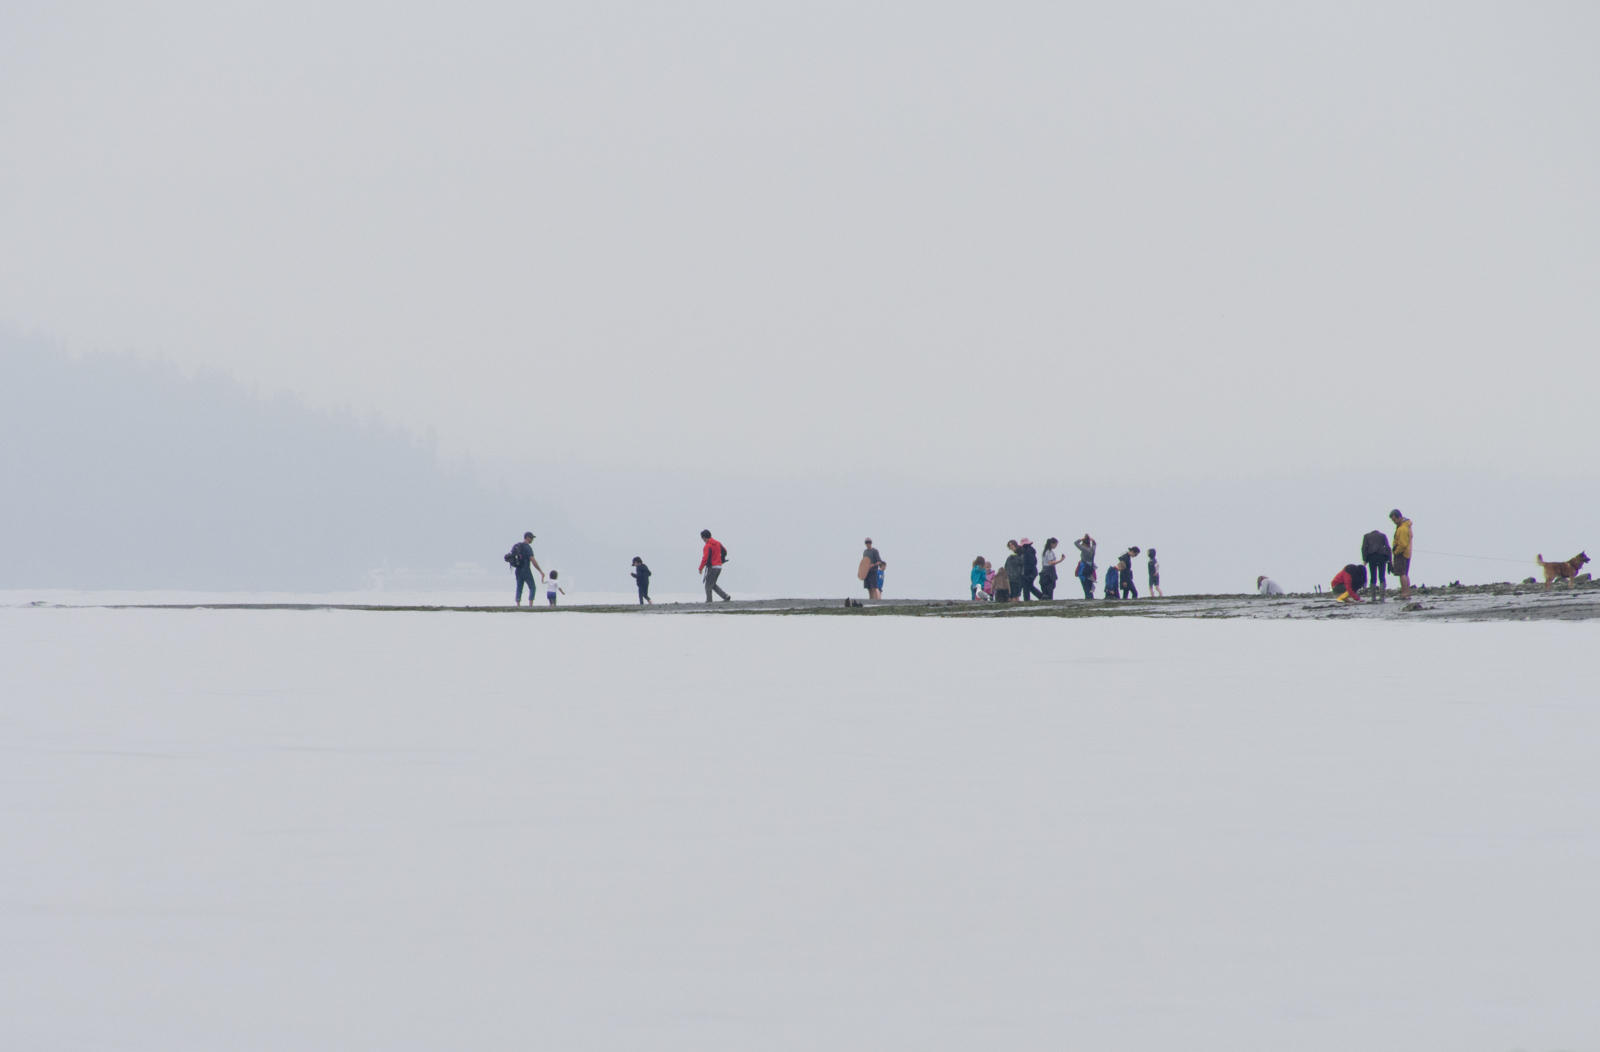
[1389,509,1413,599]
[1147,549,1162,597]
[861,538,885,600]
[1331,564,1367,602]
[970,556,987,600]
[1361,529,1391,600]
[1003,542,1026,602]
[1039,538,1064,599]
[992,563,1012,602]
[1104,561,1120,599]
[1119,547,1141,599]
[699,529,732,602]
[631,557,652,604]
[507,531,544,606]
[1074,534,1097,599]
[1257,575,1285,595]
[1017,538,1043,600]
[546,570,566,606]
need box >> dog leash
[1413,549,1535,564]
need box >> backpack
[718,542,729,563]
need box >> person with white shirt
[1257,575,1285,595]
[1039,537,1067,600]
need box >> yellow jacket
[1392,518,1413,557]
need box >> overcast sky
[2,3,1597,593]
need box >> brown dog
[1536,551,1590,589]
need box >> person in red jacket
[1331,563,1368,602]
[698,529,732,603]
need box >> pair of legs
[1149,576,1163,598]
[1393,555,1411,598]
[1121,576,1138,599]
[1039,569,1057,600]
[1365,560,1387,598]
[1018,572,1044,601]
[638,587,651,605]
[1080,571,1095,599]
[704,566,731,602]
[515,570,538,605]
[867,569,882,601]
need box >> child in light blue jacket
[970,557,987,600]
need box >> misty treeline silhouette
[1,335,545,590]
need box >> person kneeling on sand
[1331,564,1367,602]
[1257,575,1285,596]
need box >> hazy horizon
[3,3,1596,595]
[4,333,1591,598]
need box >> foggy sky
[2,3,1597,595]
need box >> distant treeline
[0,335,547,590]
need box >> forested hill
[0,336,552,590]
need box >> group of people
[969,535,1162,602]
[1253,509,1416,602]
[506,528,726,606]
[508,511,1415,607]
[1331,510,1414,602]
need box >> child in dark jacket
[630,557,652,604]
[1104,563,1120,599]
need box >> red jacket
[1331,569,1359,598]
[699,537,725,572]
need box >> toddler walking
[631,557,652,604]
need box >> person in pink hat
[1016,537,1044,601]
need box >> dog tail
[1537,554,1545,566]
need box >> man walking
[508,531,544,606]
[1390,509,1414,599]
[699,529,732,603]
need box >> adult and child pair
[504,533,565,605]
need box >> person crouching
[1331,563,1368,602]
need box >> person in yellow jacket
[1389,509,1414,599]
